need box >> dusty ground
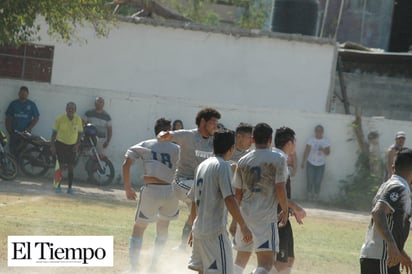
[0,176,371,223]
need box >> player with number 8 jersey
[232,123,289,274]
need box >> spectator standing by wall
[84,96,112,153]
[5,86,40,157]
[301,125,330,201]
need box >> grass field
[1,182,412,274]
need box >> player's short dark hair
[20,86,29,93]
[154,118,171,135]
[394,148,412,174]
[195,108,221,126]
[275,126,296,149]
[253,123,273,145]
[236,123,253,135]
[213,129,235,155]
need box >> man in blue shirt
[5,86,40,157]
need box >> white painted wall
[39,21,336,113]
[2,21,405,203]
[3,78,412,202]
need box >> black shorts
[276,220,294,263]
[360,258,400,274]
[55,141,76,165]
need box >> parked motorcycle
[0,130,18,180]
[16,124,115,185]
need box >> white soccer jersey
[234,148,288,223]
[171,129,214,179]
[125,139,180,183]
[188,156,234,238]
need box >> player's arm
[288,199,306,224]
[229,188,243,236]
[225,195,252,243]
[276,182,288,227]
[156,130,173,142]
[371,201,401,267]
[122,157,137,200]
[301,144,311,169]
[188,201,197,247]
[400,250,412,273]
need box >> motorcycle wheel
[19,147,50,177]
[86,157,115,186]
[0,153,18,180]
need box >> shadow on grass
[0,175,132,207]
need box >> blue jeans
[306,161,325,195]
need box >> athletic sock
[270,266,280,274]
[253,267,269,274]
[129,237,142,270]
[233,264,244,274]
[279,267,292,274]
[151,236,167,266]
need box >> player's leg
[150,186,179,269]
[188,236,203,274]
[128,185,158,271]
[202,233,233,274]
[360,258,381,274]
[129,221,148,271]
[253,222,278,273]
[234,251,252,274]
[275,221,291,273]
[233,222,254,274]
[172,178,194,250]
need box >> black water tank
[272,0,319,36]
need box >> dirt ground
[0,176,371,223]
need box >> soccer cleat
[55,186,62,193]
[67,188,74,195]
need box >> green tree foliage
[0,0,114,46]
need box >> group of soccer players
[122,107,306,274]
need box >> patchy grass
[1,190,411,274]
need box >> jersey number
[151,151,172,168]
[195,178,204,207]
[250,166,261,192]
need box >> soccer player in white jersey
[123,118,180,272]
[232,123,289,274]
[230,123,254,164]
[187,129,252,274]
[157,107,221,249]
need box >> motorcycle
[16,123,115,185]
[0,130,18,180]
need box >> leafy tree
[0,0,114,46]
